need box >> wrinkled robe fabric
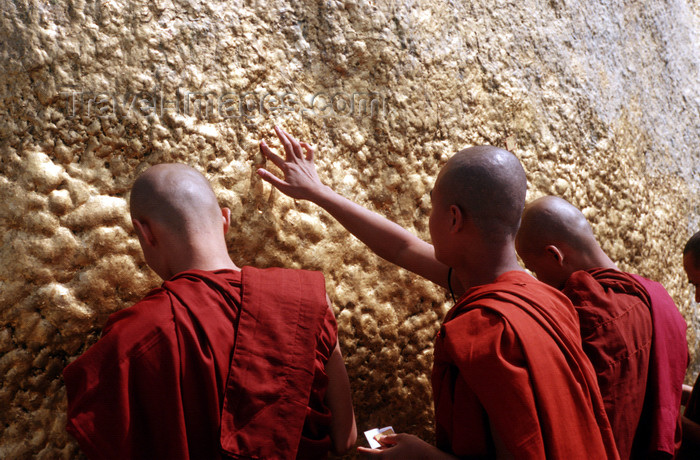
[563,268,653,459]
[64,267,336,460]
[432,271,619,460]
[628,273,688,459]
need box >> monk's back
[432,271,618,459]
[64,268,337,460]
[563,268,653,458]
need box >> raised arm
[257,126,463,295]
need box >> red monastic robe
[63,267,337,460]
[432,271,619,459]
[628,273,688,459]
[563,269,653,459]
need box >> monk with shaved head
[515,196,616,288]
[683,231,700,303]
[258,127,617,459]
[63,164,357,460]
[680,231,700,459]
[129,164,239,279]
[516,196,688,459]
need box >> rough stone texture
[1,0,699,457]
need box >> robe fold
[432,270,618,460]
[63,267,336,460]
[563,269,653,459]
[628,274,688,459]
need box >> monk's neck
[453,246,524,291]
[183,258,239,273]
[167,240,240,277]
[576,247,618,272]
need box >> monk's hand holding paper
[357,433,458,460]
[257,126,326,201]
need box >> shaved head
[684,231,700,268]
[515,196,615,288]
[517,196,598,256]
[130,164,222,238]
[434,145,527,239]
[128,163,236,280]
[684,231,700,302]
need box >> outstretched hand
[257,126,326,201]
[256,126,455,292]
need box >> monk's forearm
[311,185,415,260]
[310,185,451,289]
[357,434,460,459]
[325,341,357,455]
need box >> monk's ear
[132,218,156,247]
[448,204,464,233]
[544,245,564,266]
[221,207,231,234]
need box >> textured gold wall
[1,0,699,457]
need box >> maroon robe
[563,268,653,459]
[63,267,336,460]
[432,271,618,459]
[628,273,689,459]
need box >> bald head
[517,196,599,255]
[684,231,700,269]
[129,163,236,279]
[130,163,223,239]
[684,231,700,302]
[435,146,527,239]
[515,196,615,288]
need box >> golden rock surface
[1,0,699,457]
